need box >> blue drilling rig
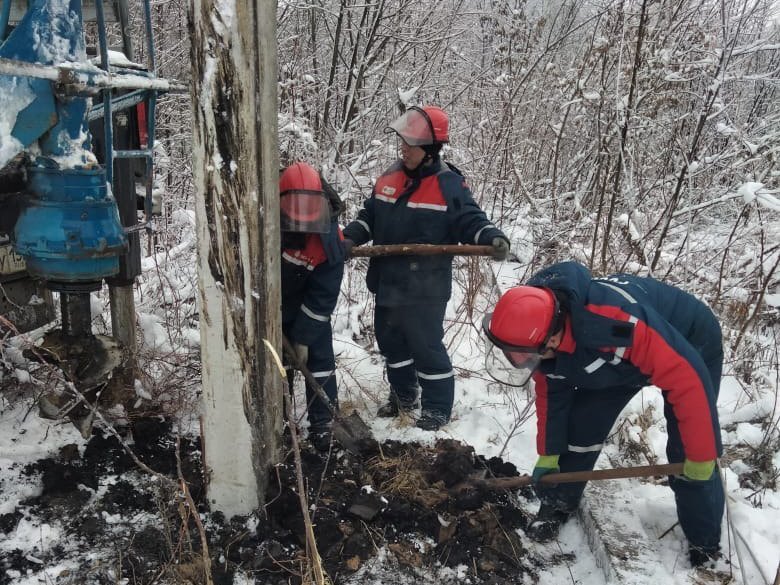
[0,0,182,432]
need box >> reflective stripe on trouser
[282,321,338,430]
[374,303,454,416]
[534,385,638,512]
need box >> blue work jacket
[343,159,506,306]
[281,221,345,346]
[529,262,722,462]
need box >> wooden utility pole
[189,0,282,516]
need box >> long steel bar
[0,57,187,92]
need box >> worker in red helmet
[343,105,511,431]
[280,162,346,451]
[482,261,724,567]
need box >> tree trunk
[189,0,282,517]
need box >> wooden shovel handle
[462,462,685,492]
[281,334,337,416]
[350,244,494,258]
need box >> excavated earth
[1,417,556,584]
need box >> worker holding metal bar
[482,261,724,567]
[279,162,346,451]
[343,105,510,431]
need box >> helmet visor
[280,190,331,233]
[385,108,435,146]
[481,313,544,387]
[484,342,538,387]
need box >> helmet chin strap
[423,143,442,160]
[403,146,440,176]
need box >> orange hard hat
[386,105,449,146]
[279,162,330,233]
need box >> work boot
[309,424,333,452]
[526,503,571,542]
[689,546,721,568]
[415,409,449,431]
[376,396,419,418]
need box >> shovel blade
[332,411,377,456]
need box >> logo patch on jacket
[381,186,396,196]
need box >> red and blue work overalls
[530,261,724,552]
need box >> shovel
[281,334,375,455]
[453,462,685,494]
[350,243,495,258]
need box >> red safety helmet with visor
[385,105,449,146]
[279,162,331,233]
[481,286,561,386]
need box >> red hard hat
[422,106,449,143]
[485,286,558,349]
[279,161,322,194]
[386,105,449,146]
[279,162,330,233]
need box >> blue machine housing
[14,165,126,283]
[0,0,89,159]
[1,0,132,286]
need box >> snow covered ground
[331,256,780,584]
[331,320,780,584]
[1,212,779,584]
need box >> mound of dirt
[2,418,547,585]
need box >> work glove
[532,454,560,484]
[683,459,716,481]
[293,343,309,369]
[342,238,355,257]
[491,237,510,261]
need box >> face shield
[482,314,545,387]
[280,189,331,233]
[385,107,436,146]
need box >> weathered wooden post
[189,0,282,516]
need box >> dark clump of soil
[3,419,543,585]
[215,437,539,584]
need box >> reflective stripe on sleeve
[311,370,335,378]
[597,281,638,304]
[474,224,495,244]
[356,219,371,236]
[584,358,606,373]
[407,201,447,211]
[282,252,315,270]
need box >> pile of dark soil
[1,417,547,585]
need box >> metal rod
[142,0,155,72]
[88,89,148,121]
[0,57,188,92]
[140,0,158,230]
[116,0,134,60]
[113,149,154,159]
[60,293,93,338]
[350,244,494,258]
[94,0,113,185]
